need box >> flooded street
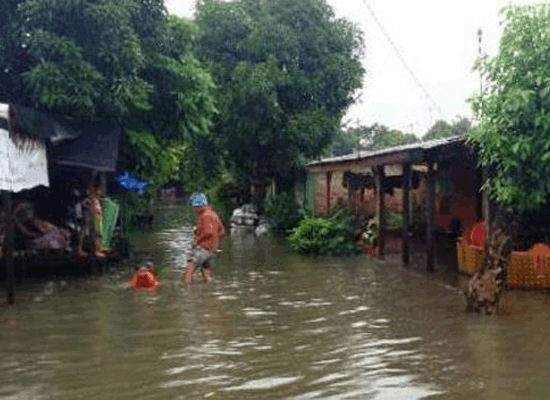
[1,207,550,399]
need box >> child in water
[129,261,160,290]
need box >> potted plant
[361,217,379,257]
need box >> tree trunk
[464,203,518,314]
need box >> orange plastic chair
[530,243,550,278]
[469,222,486,248]
[130,270,160,291]
[460,222,485,248]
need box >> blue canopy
[116,172,148,194]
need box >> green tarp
[101,197,119,248]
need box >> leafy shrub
[207,186,232,227]
[265,192,303,235]
[288,210,355,256]
[387,212,404,230]
[206,171,243,225]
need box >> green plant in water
[387,212,404,230]
[288,210,355,256]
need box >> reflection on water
[1,206,550,399]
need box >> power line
[359,0,445,120]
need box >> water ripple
[223,376,303,391]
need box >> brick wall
[433,158,478,232]
[312,168,407,217]
[309,156,480,234]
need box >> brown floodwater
[1,206,550,400]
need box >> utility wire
[359,0,445,120]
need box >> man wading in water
[185,193,224,286]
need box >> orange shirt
[195,206,224,252]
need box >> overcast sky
[165,0,543,137]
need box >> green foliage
[344,124,418,153]
[139,18,218,144]
[206,169,243,225]
[423,120,454,141]
[1,1,218,192]
[195,0,365,183]
[422,117,471,141]
[452,117,472,136]
[387,212,404,230]
[264,192,303,235]
[121,16,219,190]
[288,210,355,256]
[124,129,191,189]
[330,126,361,156]
[468,4,550,212]
[333,117,472,156]
[6,0,158,116]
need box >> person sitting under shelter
[12,202,72,253]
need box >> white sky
[165,0,545,137]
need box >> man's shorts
[187,246,214,270]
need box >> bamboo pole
[3,190,14,304]
[402,163,411,266]
[376,165,386,259]
[426,162,436,272]
[88,170,98,275]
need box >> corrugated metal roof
[307,135,466,166]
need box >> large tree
[330,126,362,157]
[0,0,217,188]
[361,124,418,150]
[1,0,161,116]
[329,123,418,157]
[464,4,550,313]
[121,16,218,188]
[422,117,471,141]
[469,4,550,213]
[194,0,365,188]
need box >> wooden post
[3,191,14,305]
[120,191,130,262]
[376,165,386,259]
[101,171,109,274]
[482,167,491,241]
[88,170,98,274]
[402,163,411,266]
[86,206,97,274]
[347,180,353,215]
[475,167,483,222]
[426,162,436,272]
[100,171,107,193]
[326,171,332,214]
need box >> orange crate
[456,241,463,271]
[456,239,483,275]
[507,251,550,289]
